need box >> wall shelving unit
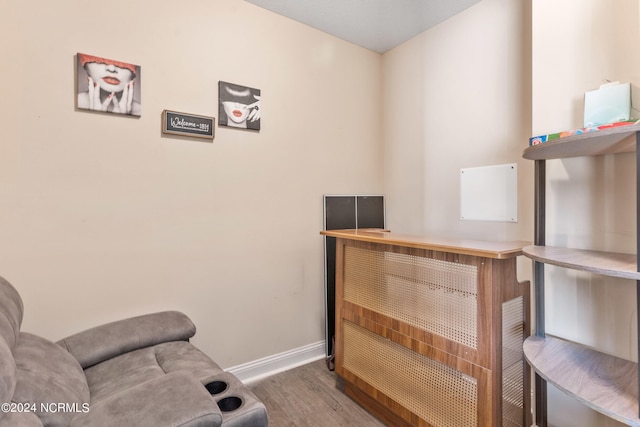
[522,122,640,426]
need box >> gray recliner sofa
[0,276,268,426]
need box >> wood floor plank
[249,359,386,426]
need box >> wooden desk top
[320,229,530,259]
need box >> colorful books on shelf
[529,119,640,146]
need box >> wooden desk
[320,229,531,427]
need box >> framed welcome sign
[162,110,215,140]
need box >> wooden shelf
[523,123,640,160]
[524,123,640,425]
[524,335,639,426]
[523,245,640,280]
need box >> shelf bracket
[534,159,548,426]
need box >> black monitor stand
[323,195,385,370]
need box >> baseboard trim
[226,341,326,384]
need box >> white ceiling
[245,0,482,53]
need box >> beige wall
[382,0,533,246]
[533,0,638,426]
[4,0,635,422]
[0,0,383,368]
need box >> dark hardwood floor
[249,359,386,426]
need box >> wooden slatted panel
[502,296,525,427]
[343,245,479,348]
[343,320,478,426]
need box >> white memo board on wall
[460,163,517,222]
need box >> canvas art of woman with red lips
[218,81,261,130]
[76,52,142,116]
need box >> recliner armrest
[69,370,222,427]
[57,311,196,369]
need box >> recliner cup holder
[205,380,228,395]
[217,396,243,412]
